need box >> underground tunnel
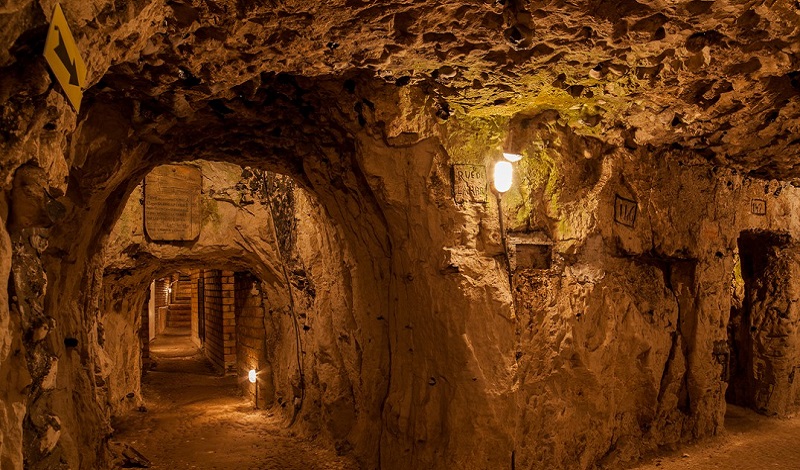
[3,1,800,469]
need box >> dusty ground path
[629,405,800,470]
[116,331,800,470]
[112,329,359,470]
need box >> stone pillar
[200,269,235,373]
[221,270,236,373]
[745,243,800,415]
[189,269,201,348]
[140,289,150,360]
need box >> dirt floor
[628,404,800,469]
[114,330,800,470]
[111,329,358,470]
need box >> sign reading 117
[43,3,87,112]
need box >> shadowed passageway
[630,405,800,470]
[112,329,357,470]
[6,2,800,468]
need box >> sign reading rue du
[452,164,488,203]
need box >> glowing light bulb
[493,161,513,193]
[502,152,523,162]
[248,369,257,384]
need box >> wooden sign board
[144,165,201,241]
[43,3,87,112]
[452,164,488,203]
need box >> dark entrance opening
[726,230,794,415]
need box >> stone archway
[13,62,517,468]
[5,3,800,470]
[98,158,371,430]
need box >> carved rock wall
[502,116,800,467]
[1,1,800,469]
[102,161,388,466]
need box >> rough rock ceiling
[3,0,800,177]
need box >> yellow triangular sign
[43,3,87,113]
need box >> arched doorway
[727,230,800,416]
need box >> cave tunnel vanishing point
[3,1,800,469]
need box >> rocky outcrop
[1,1,800,469]
[503,115,800,466]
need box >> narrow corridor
[111,329,358,470]
[6,3,800,467]
[629,406,800,469]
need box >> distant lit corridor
[112,330,357,470]
[6,2,800,468]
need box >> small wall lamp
[249,368,259,409]
[493,144,521,306]
[493,161,514,193]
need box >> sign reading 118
[614,195,638,227]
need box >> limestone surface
[1,1,800,470]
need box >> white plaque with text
[144,165,201,241]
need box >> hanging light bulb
[248,369,257,384]
[493,161,513,193]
